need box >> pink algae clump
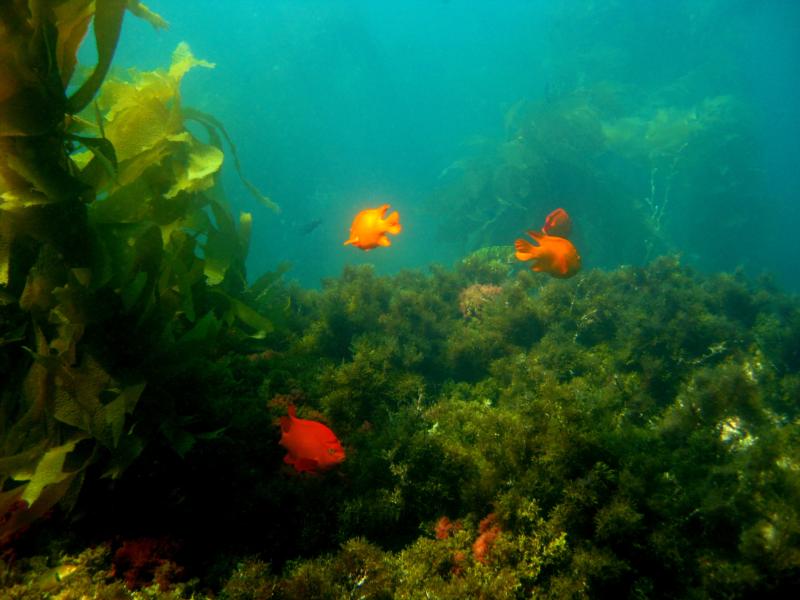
[458,284,503,319]
[111,537,184,590]
[472,513,502,564]
[434,516,466,576]
[434,515,461,540]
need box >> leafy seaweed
[1,3,273,546]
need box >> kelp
[184,107,280,214]
[431,81,757,272]
[1,2,275,545]
[0,0,168,276]
[431,91,636,262]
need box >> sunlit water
[83,0,800,290]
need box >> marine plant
[1,247,800,597]
[432,74,760,274]
[1,4,799,599]
[0,1,274,546]
[248,255,800,598]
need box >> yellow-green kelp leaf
[126,0,169,30]
[164,139,224,199]
[16,437,86,507]
[53,356,112,428]
[160,419,196,458]
[101,86,182,163]
[51,355,143,450]
[120,271,148,311]
[178,311,222,345]
[239,211,253,254]
[203,200,249,286]
[210,290,273,338]
[104,383,146,447]
[53,0,95,88]
[250,261,292,301]
[0,471,79,545]
[98,42,213,164]
[169,41,215,80]
[0,443,50,481]
[230,297,274,338]
[183,107,279,213]
[66,132,118,179]
[66,0,128,114]
[101,433,145,479]
[0,218,11,285]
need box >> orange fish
[343,204,402,250]
[514,230,581,278]
[279,405,346,473]
[541,207,572,237]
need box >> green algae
[0,2,273,550]
[5,253,799,598]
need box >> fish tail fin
[514,238,539,261]
[384,210,402,235]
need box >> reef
[2,254,800,598]
[1,3,799,599]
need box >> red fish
[279,405,346,473]
[541,208,572,237]
[515,230,581,278]
[343,204,402,250]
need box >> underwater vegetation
[3,252,800,599]
[432,84,761,274]
[1,2,800,599]
[1,0,275,551]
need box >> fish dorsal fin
[280,415,291,432]
[281,404,298,432]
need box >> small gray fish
[298,218,323,235]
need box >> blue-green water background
[90,0,800,290]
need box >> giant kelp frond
[184,107,280,213]
[82,41,264,309]
[430,83,754,269]
[0,0,169,278]
[125,0,169,31]
[1,5,273,546]
[64,0,127,114]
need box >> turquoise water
[101,0,800,289]
[4,3,800,595]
